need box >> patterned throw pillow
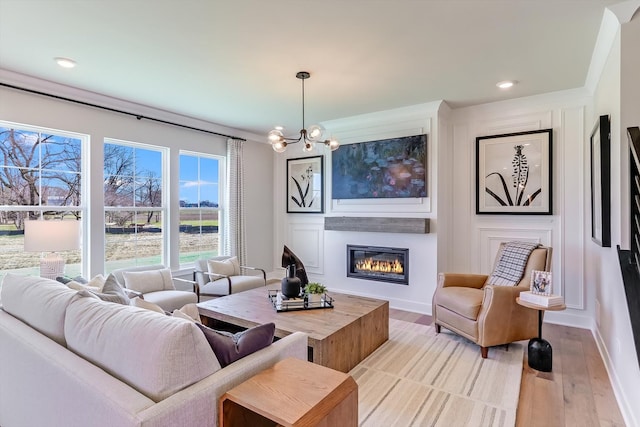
[196,322,275,367]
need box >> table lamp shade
[24,220,81,252]
[24,220,81,279]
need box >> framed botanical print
[476,129,553,215]
[286,155,324,213]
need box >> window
[0,122,85,280]
[103,140,165,272]
[179,152,222,266]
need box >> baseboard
[593,326,638,427]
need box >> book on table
[519,291,564,307]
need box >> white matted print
[531,270,552,295]
[287,155,324,213]
[476,129,552,215]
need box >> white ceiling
[0,0,624,139]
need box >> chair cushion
[141,290,197,312]
[435,287,484,320]
[0,274,77,346]
[123,268,174,293]
[201,275,264,296]
[64,295,220,402]
[207,256,240,277]
[196,322,275,367]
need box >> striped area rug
[350,319,524,427]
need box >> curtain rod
[0,82,246,141]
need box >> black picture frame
[286,155,324,213]
[590,115,611,247]
[476,129,553,215]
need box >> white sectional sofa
[0,274,308,427]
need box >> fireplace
[347,245,409,285]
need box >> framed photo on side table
[476,129,553,215]
[590,115,611,247]
[531,270,552,295]
[287,155,324,213]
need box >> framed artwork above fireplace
[331,134,427,200]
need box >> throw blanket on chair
[486,241,540,286]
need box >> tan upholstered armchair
[432,244,552,358]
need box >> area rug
[350,319,524,427]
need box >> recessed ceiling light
[496,80,516,89]
[55,57,77,69]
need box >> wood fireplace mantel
[324,217,430,234]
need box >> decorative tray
[268,289,334,312]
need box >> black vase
[281,264,301,298]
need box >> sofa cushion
[196,322,275,368]
[1,273,77,346]
[123,268,174,293]
[435,287,484,320]
[64,295,220,402]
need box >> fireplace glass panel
[347,245,408,285]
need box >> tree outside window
[0,124,84,279]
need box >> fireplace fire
[347,245,408,285]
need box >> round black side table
[516,297,566,372]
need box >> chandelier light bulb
[272,140,287,153]
[307,124,324,142]
[327,137,340,151]
[268,129,284,142]
[303,142,314,152]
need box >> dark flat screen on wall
[331,134,427,200]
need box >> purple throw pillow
[196,322,275,367]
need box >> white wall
[589,8,640,426]
[273,102,441,313]
[449,90,590,326]
[0,74,273,276]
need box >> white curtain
[223,138,246,266]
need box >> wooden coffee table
[197,283,389,372]
[219,357,358,427]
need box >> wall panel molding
[286,222,324,274]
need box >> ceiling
[0,0,624,140]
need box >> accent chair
[432,243,552,358]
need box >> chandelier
[268,71,340,153]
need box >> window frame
[178,150,225,268]
[0,120,88,278]
[103,138,168,272]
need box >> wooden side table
[219,357,358,427]
[516,297,566,372]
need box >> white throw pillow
[172,303,202,323]
[122,268,174,294]
[130,296,165,314]
[207,256,240,277]
[67,274,106,292]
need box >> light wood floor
[389,308,626,427]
